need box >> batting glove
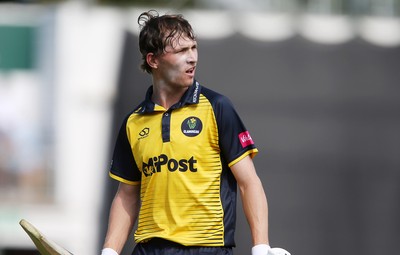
[101,248,119,255]
[252,244,291,255]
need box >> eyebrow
[167,39,197,52]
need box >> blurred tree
[97,0,196,8]
[0,0,64,3]
[0,26,36,71]
[300,0,399,16]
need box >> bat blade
[19,219,73,255]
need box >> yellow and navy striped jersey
[109,80,258,247]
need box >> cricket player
[102,10,290,255]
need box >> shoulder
[119,101,145,127]
[200,86,233,107]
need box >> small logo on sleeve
[238,131,254,148]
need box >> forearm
[239,176,269,246]
[103,184,140,253]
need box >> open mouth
[186,66,196,74]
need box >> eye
[180,48,190,53]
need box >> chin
[173,77,194,88]
[179,80,193,88]
[186,77,195,86]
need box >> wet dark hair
[138,10,196,73]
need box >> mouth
[186,66,196,76]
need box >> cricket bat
[19,219,73,255]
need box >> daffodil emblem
[187,117,197,129]
[181,116,202,137]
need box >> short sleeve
[213,95,258,167]
[109,116,141,185]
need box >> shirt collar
[135,80,201,114]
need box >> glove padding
[269,247,291,255]
[101,248,119,255]
[252,244,291,255]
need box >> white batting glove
[252,244,291,255]
[101,248,119,255]
[269,247,291,255]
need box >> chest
[127,98,220,166]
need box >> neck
[151,81,189,109]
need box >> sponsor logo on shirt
[181,116,202,137]
[142,154,197,177]
[238,131,254,148]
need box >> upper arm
[230,155,261,188]
[116,182,141,205]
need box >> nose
[187,49,198,64]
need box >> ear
[146,53,158,69]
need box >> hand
[252,244,291,255]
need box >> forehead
[165,33,196,50]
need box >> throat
[152,86,188,109]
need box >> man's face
[154,34,198,88]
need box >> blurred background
[0,0,399,255]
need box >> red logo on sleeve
[238,131,254,148]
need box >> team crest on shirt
[181,116,202,137]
